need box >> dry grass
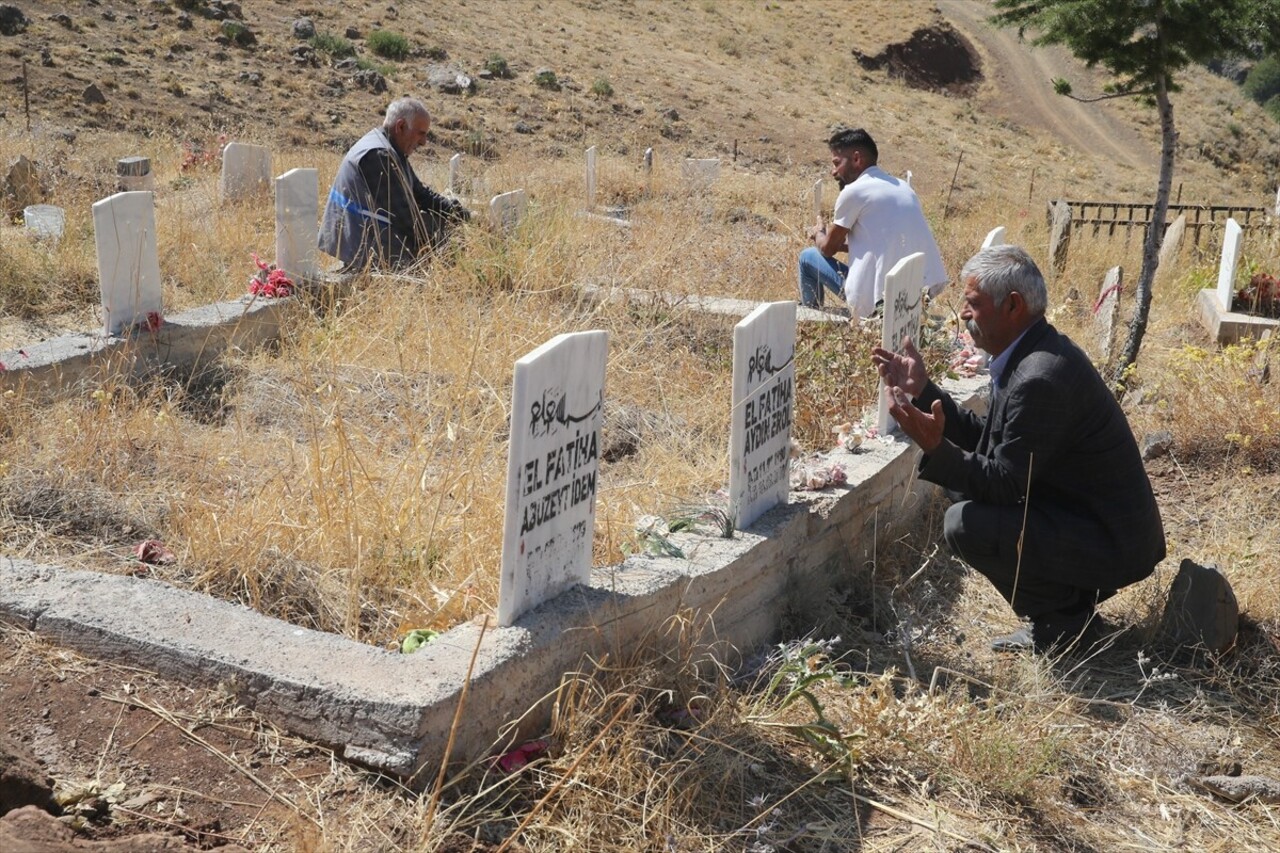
[3,0,1280,848]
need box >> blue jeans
[798,246,848,308]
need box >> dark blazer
[915,318,1165,589]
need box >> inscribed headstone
[448,153,462,196]
[728,301,796,530]
[877,253,926,436]
[499,330,609,626]
[981,226,1006,249]
[23,204,64,240]
[682,158,720,190]
[489,189,527,234]
[1157,213,1186,274]
[1215,217,1243,311]
[1048,201,1072,276]
[275,168,318,282]
[220,142,272,201]
[585,145,597,211]
[93,191,163,336]
[1093,266,1122,361]
[812,179,823,227]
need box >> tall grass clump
[310,31,357,59]
[367,29,410,60]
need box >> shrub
[367,29,409,60]
[310,31,356,59]
[1265,93,1280,123]
[1243,55,1280,105]
[533,68,560,90]
[485,53,511,78]
[591,77,614,98]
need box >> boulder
[1141,429,1174,461]
[291,17,315,39]
[0,5,27,36]
[1159,559,1239,655]
[427,65,475,94]
[0,733,55,816]
[0,804,252,851]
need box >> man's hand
[871,335,930,399]
[807,223,826,243]
[887,385,945,452]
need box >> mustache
[966,319,980,338]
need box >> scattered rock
[0,4,27,36]
[344,25,361,39]
[351,68,387,93]
[39,46,51,67]
[212,0,243,20]
[221,19,256,47]
[1159,559,1239,655]
[1194,775,1280,804]
[427,64,475,94]
[333,58,357,72]
[83,83,107,105]
[662,107,680,121]
[5,154,43,215]
[48,13,73,29]
[1141,429,1173,461]
[291,17,315,39]
[514,120,535,134]
[290,44,318,66]
[175,11,192,29]
[0,805,252,852]
[237,70,262,86]
[0,733,56,816]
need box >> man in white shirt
[799,128,947,317]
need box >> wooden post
[22,59,30,133]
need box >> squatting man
[871,245,1166,653]
[319,96,471,271]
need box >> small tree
[991,0,1280,392]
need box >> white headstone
[812,179,823,227]
[1094,266,1122,360]
[905,170,913,187]
[981,226,1006,249]
[644,147,653,195]
[23,204,64,240]
[220,142,272,201]
[499,330,609,626]
[489,189,527,234]
[682,158,720,190]
[1274,185,1279,217]
[729,302,796,530]
[93,191,163,336]
[585,145,597,211]
[449,153,463,196]
[1156,213,1186,274]
[1216,217,1243,311]
[275,168,319,282]
[877,253,926,436]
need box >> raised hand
[886,385,945,452]
[871,335,930,399]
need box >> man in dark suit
[872,245,1165,653]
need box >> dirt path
[943,0,1157,172]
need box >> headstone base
[1158,558,1238,655]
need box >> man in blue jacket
[319,97,470,271]
[873,245,1166,653]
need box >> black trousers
[943,500,1114,619]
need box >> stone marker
[729,301,796,529]
[93,191,163,336]
[877,252,926,436]
[4,155,41,214]
[644,147,653,195]
[981,225,1006,249]
[585,145,597,211]
[1093,265,1122,361]
[1215,217,1243,312]
[1048,200,1072,276]
[682,158,720,190]
[1141,429,1173,461]
[1159,558,1238,655]
[448,152,462,196]
[220,142,272,201]
[812,179,823,227]
[275,168,318,282]
[905,170,913,187]
[499,330,609,626]
[117,156,154,193]
[22,204,63,240]
[1157,213,1186,274]
[489,189,527,234]
[1274,184,1279,217]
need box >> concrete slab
[578,283,847,324]
[1196,288,1280,345]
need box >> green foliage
[355,57,394,76]
[485,53,512,78]
[590,76,614,98]
[533,69,560,90]
[1243,55,1280,105]
[1266,93,1280,123]
[310,31,356,60]
[991,0,1280,95]
[366,29,410,60]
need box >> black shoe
[991,611,1112,655]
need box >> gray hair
[960,245,1048,317]
[383,97,430,131]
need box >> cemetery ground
[2,0,1280,850]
